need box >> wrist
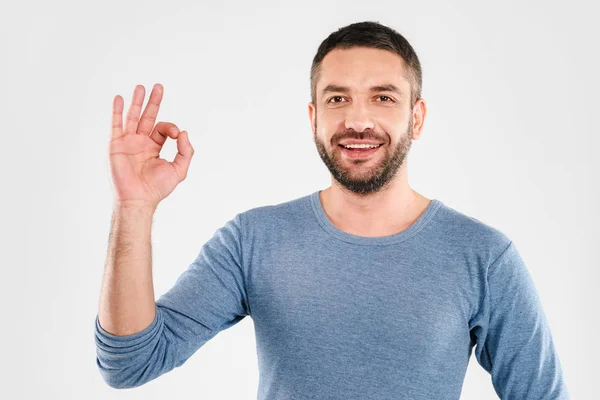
[113,199,158,213]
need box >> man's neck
[319,176,431,238]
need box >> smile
[338,144,383,159]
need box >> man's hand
[108,83,194,209]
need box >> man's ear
[410,98,427,140]
[308,102,316,135]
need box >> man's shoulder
[237,191,313,228]
[433,199,512,252]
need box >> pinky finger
[171,131,194,182]
[111,95,124,141]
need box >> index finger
[137,83,164,136]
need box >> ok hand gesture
[108,84,194,209]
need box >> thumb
[171,130,194,181]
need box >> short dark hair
[310,21,422,108]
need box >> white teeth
[342,144,380,149]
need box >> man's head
[308,21,426,195]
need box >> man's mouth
[337,143,383,158]
[338,143,383,151]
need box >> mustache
[332,129,386,144]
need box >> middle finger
[137,83,164,136]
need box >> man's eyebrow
[321,83,404,97]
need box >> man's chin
[333,170,384,190]
[335,159,384,177]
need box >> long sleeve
[94,212,251,389]
[469,241,569,399]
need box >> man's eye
[377,95,393,102]
[327,96,345,103]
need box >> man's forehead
[317,47,409,95]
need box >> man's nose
[344,102,375,133]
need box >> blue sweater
[95,190,569,399]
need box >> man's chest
[247,242,475,354]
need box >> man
[96,21,569,399]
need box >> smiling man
[95,21,569,399]
[310,42,429,237]
[312,49,416,197]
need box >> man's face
[309,47,417,195]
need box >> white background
[1,0,597,398]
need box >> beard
[313,115,413,195]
